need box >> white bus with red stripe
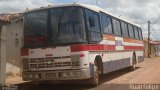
[21,3,144,85]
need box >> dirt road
[18,57,160,90]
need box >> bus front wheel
[90,63,99,86]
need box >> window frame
[128,24,135,39]
[84,8,102,43]
[138,28,143,40]
[112,18,122,37]
[100,12,113,35]
[49,6,87,44]
[133,26,139,40]
[83,8,143,41]
[24,9,50,48]
[121,21,129,37]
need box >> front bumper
[22,68,91,81]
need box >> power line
[150,32,159,40]
[148,15,160,41]
[151,16,160,26]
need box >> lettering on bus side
[115,40,123,46]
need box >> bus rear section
[21,4,144,86]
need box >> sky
[0,0,160,40]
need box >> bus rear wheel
[130,54,136,71]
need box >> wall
[0,26,7,84]
[151,44,155,56]
[0,20,23,84]
[155,45,160,56]
[5,20,23,81]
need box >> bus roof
[24,3,141,28]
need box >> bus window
[100,13,113,34]
[50,7,86,44]
[138,28,143,40]
[112,18,121,36]
[121,21,128,37]
[128,24,134,38]
[85,9,102,42]
[134,26,139,39]
[24,10,48,47]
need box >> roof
[25,3,141,28]
[0,13,23,23]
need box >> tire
[90,63,99,86]
[130,54,136,71]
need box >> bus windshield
[24,7,86,47]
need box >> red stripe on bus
[124,46,144,50]
[70,44,103,52]
[71,44,143,52]
[70,44,115,52]
[106,45,116,50]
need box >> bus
[21,3,144,85]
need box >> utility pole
[148,21,151,58]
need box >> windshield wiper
[51,9,65,45]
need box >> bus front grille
[27,57,79,70]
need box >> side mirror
[89,16,95,27]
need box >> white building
[150,41,160,57]
[0,14,23,84]
[156,45,160,56]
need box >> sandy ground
[103,57,160,84]
[12,57,160,90]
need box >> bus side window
[134,26,139,39]
[121,21,128,37]
[141,29,143,40]
[100,13,113,34]
[137,29,140,40]
[128,24,134,38]
[138,28,143,40]
[112,18,121,36]
[85,9,102,43]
